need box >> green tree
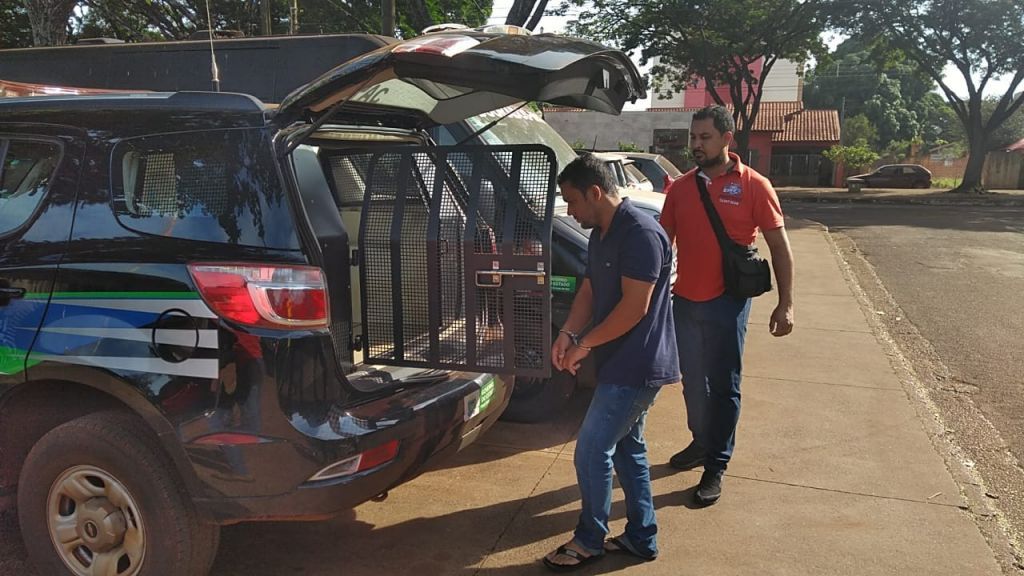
[804,38,958,150]
[1,1,33,47]
[843,0,1024,193]
[8,0,492,47]
[823,143,880,173]
[862,76,920,145]
[982,97,1024,151]
[561,0,835,156]
[841,114,878,147]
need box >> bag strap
[695,172,737,250]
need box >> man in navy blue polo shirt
[543,154,679,572]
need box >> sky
[486,2,1018,110]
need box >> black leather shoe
[669,441,705,470]
[694,469,723,506]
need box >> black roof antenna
[204,0,221,92]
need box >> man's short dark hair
[693,105,735,136]
[557,153,618,197]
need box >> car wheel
[18,410,220,576]
[500,367,576,424]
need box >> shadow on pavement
[212,465,704,576]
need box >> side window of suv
[111,128,300,249]
[0,138,62,236]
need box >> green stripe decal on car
[0,345,40,376]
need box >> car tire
[17,410,220,576]
[500,368,577,423]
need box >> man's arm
[561,276,656,375]
[553,278,594,371]
[763,226,795,337]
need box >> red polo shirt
[660,152,785,302]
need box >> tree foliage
[562,0,835,155]
[823,144,880,173]
[9,0,492,46]
[841,114,878,147]
[804,38,960,151]
[982,97,1024,151]
[841,0,1024,193]
[1,1,33,48]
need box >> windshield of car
[463,106,579,206]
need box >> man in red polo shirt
[660,105,795,506]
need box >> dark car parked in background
[846,164,932,189]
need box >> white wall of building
[649,58,804,108]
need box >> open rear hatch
[281,30,645,389]
[273,30,645,130]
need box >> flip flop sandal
[603,535,658,562]
[542,544,604,572]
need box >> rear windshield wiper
[455,101,530,146]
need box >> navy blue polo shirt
[586,198,679,387]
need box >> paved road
[787,203,1024,463]
[788,203,1024,564]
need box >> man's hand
[552,331,572,371]
[562,344,590,376]
[769,302,794,337]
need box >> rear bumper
[192,372,510,523]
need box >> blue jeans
[573,381,660,557]
[672,294,751,472]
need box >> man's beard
[693,150,726,168]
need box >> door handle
[0,287,26,301]
[476,270,546,288]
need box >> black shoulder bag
[696,174,773,299]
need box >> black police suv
[0,30,644,575]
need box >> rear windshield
[656,156,683,177]
[111,128,300,249]
[461,107,578,208]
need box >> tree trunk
[504,0,537,26]
[957,137,988,194]
[732,127,750,159]
[525,0,549,30]
[954,111,988,194]
[24,0,76,46]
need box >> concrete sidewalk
[208,220,1003,575]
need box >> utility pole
[382,0,395,37]
[290,0,299,34]
[261,0,272,36]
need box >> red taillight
[357,440,400,472]
[188,263,329,329]
[307,440,401,482]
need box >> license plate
[463,377,496,422]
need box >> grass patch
[932,176,963,189]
